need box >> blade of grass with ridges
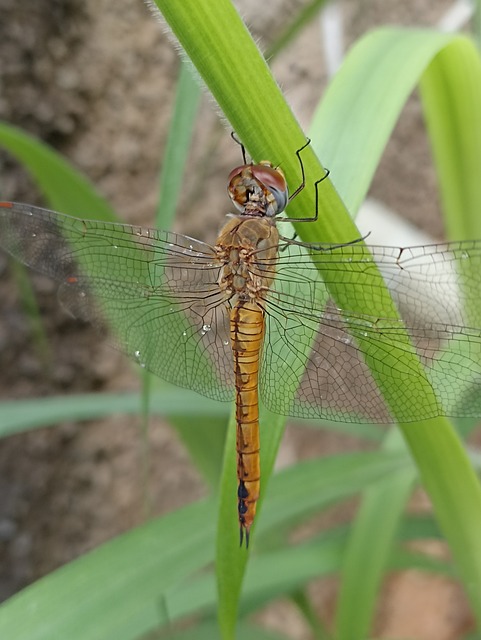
[0,103,224,487]
[0,389,228,438]
[420,37,481,239]
[0,447,409,640]
[310,29,481,636]
[153,61,226,488]
[152,4,481,634]
[265,0,329,61]
[0,121,117,369]
[335,429,416,638]
[0,122,116,219]
[149,2,359,635]
[155,60,201,231]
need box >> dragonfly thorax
[227,161,288,218]
[216,216,279,303]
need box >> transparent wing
[260,240,481,423]
[0,202,234,401]
[4,201,481,423]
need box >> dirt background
[0,0,475,638]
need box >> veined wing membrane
[261,240,481,423]
[3,203,481,422]
[0,202,234,401]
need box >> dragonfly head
[227,161,288,218]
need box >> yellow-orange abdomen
[230,300,265,545]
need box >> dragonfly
[1,141,481,546]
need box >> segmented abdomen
[230,299,265,546]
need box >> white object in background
[356,197,434,247]
[438,0,473,32]
[356,198,463,328]
[320,1,344,77]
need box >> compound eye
[251,163,289,213]
[227,165,248,183]
[250,163,287,195]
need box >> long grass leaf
[155,61,201,230]
[310,28,481,630]
[335,430,416,638]
[0,449,407,640]
[420,37,481,238]
[0,122,116,219]
[0,498,216,640]
[0,390,227,438]
[151,6,481,632]
[153,62,224,486]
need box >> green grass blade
[10,259,51,365]
[260,450,411,535]
[419,37,481,238]
[0,121,117,366]
[335,430,416,638]
[0,389,228,438]
[215,442,408,635]
[1,438,446,640]
[265,0,329,61]
[155,60,201,230]
[391,547,452,577]
[0,122,116,219]
[153,61,224,487]
[310,28,455,214]
[215,409,249,635]
[154,0,346,250]
[152,7,481,633]
[173,413,227,488]
[215,406,287,635]
[139,369,154,518]
[0,449,405,640]
[291,590,331,640]
[0,498,217,640]
[168,535,345,624]
[167,622,290,640]
[398,513,441,541]
[151,3,354,635]
[309,28,481,631]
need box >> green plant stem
[153,6,481,632]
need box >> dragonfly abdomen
[230,299,265,547]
